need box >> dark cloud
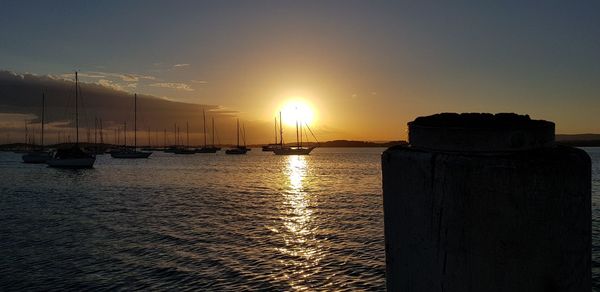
[0,70,253,144]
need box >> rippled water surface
[0,148,384,291]
[2,147,600,290]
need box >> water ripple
[0,148,385,291]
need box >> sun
[280,100,315,127]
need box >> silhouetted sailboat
[47,72,96,168]
[262,116,281,151]
[111,93,152,158]
[22,92,52,163]
[174,122,195,154]
[164,123,179,153]
[196,109,219,153]
[273,111,316,155]
[225,119,248,155]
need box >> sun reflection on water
[275,155,324,290]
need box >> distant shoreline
[557,140,600,147]
[3,139,600,150]
[0,140,409,150]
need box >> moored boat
[195,110,220,153]
[226,119,248,155]
[273,111,317,155]
[111,148,152,158]
[46,72,96,168]
[111,93,152,159]
[23,92,51,164]
[262,116,281,151]
[173,121,195,154]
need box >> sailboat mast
[75,71,79,144]
[212,117,215,147]
[236,118,240,147]
[94,118,97,145]
[41,92,45,149]
[300,122,303,146]
[164,128,167,148]
[296,120,300,147]
[186,121,189,148]
[124,121,127,147]
[242,123,246,147]
[100,119,103,144]
[134,93,137,149]
[279,111,283,146]
[203,109,207,147]
[274,117,277,144]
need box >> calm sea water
[1,147,599,291]
[0,148,384,291]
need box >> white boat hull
[47,157,96,168]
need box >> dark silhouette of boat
[111,93,152,159]
[272,111,316,155]
[47,72,96,168]
[195,110,219,153]
[225,119,248,155]
[174,121,195,154]
[262,116,282,151]
[22,92,52,163]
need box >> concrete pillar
[382,113,591,292]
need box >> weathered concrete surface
[382,113,591,292]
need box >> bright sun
[280,100,314,127]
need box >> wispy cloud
[98,79,126,91]
[73,71,158,82]
[191,79,208,84]
[173,63,190,68]
[149,82,194,91]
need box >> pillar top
[408,113,555,152]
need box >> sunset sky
[1,1,599,144]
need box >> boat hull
[22,152,52,164]
[110,151,152,159]
[47,157,96,168]
[196,147,219,153]
[262,144,280,151]
[273,147,315,155]
[173,149,196,154]
[225,148,248,155]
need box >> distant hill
[316,140,407,147]
[556,134,600,141]
[247,140,407,148]
[556,134,600,147]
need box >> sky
[1,0,599,144]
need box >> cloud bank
[0,70,246,144]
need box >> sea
[0,147,599,291]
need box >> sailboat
[273,111,316,155]
[111,93,152,158]
[196,109,219,153]
[163,123,179,153]
[22,92,52,163]
[225,119,248,155]
[262,116,282,151]
[174,122,195,154]
[47,72,96,168]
